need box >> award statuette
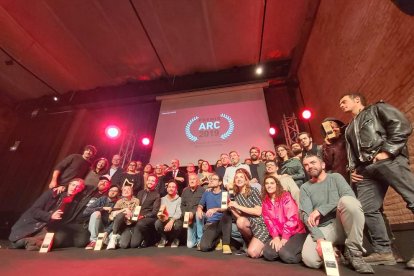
[322,121,337,139]
[39,233,55,253]
[157,205,169,222]
[131,206,142,221]
[183,212,191,228]
[321,241,339,276]
[94,232,107,251]
[221,191,228,209]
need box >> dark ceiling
[0,0,315,107]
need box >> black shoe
[235,248,246,256]
[345,247,374,274]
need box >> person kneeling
[155,180,183,248]
[197,173,232,254]
[261,175,307,263]
[300,155,374,274]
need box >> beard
[307,167,322,178]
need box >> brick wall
[297,0,414,224]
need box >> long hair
[200,160,212,173]
[261,175,284,201]
[92,157,109,174]
[275,144,294,163]
[233,168,252,198]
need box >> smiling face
[166,181,178,196]
[127,161,137,173]
[264,177,277,195]
[266,151,276,161]
[265,161,277,174]
[233,172,248,189]
[250,148,260,161]
[108,186,119,199]
[122,185,133,197]
[146,175,157,190]
[96,159,106,170]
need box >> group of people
[8,93,414,273]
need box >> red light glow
[301,109,312,120]
[269,127,276,136]
[105,126,121,139]
[142,137,150,146]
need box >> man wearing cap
[83,177,120,249]
[49,145,97,189]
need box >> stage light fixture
[255,66,263,75]
[301,109,312,120]
[142,137,150,146]
[269,127,276,136]
[105,125,121,139]
[53,96,59,102]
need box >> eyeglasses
[209,178,220,181]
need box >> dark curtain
[0,101,160,237]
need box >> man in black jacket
[9,179,85,250]
[340,92,414,268]
[131,174,161,248]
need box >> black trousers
[155,219,183,242]
[356,155,414,253]
[130,217,157,248]
[200,211,232,252]
[263,233,307,263]
[49,223,90,248]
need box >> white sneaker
[106,234,119,250]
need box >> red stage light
[142,137,150,146]
[269,127,276,136]
[301,109,312,120]
[105,126,121,139]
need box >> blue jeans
[88,211,103,242]
[187,214,204,248]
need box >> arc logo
[185,113,234,142]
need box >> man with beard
[131,174,161,248]
[9,179,85,250]
[291,143,303,160]
[49,145,97,188]
[298,133,322,159]
[223,151,251,189]
[248,146,266,185]
[300,155,373,274]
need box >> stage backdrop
[150,83,275,165]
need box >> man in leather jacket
[340,93,414,268]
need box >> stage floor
[0,241,412,276]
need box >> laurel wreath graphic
[220,113,234,140]
[185,116,199,142]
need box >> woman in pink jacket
[261,175,307,263]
